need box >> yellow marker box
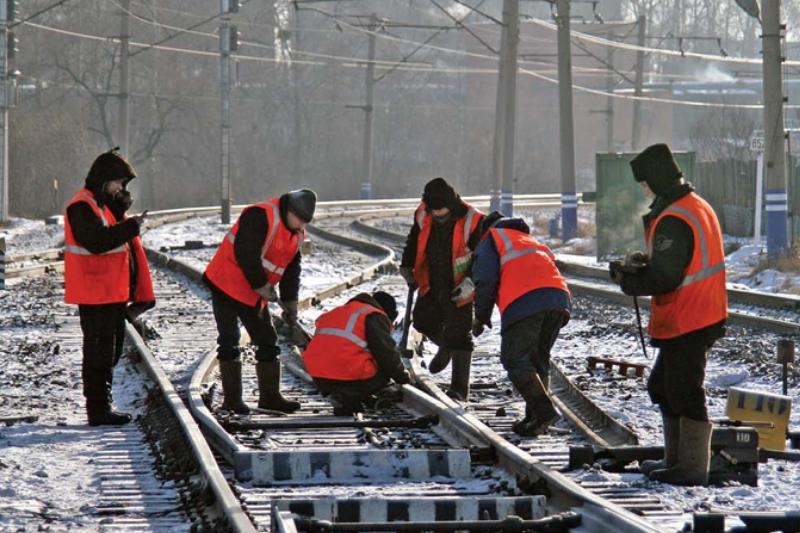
[725,387,791,451]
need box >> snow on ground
[1,213,799,533]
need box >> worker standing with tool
[399,178,485,401]
[609,144,727,486]
[204,189,317,415]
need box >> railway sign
[750,134,765,152]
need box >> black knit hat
[422,177,458,210]
[630,143,683,196]
[85,148,136,190]
[372,291,398,322]
[285,189,317,222]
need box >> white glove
[255,283,278,302]
[450,277,476,303]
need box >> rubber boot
[511,373,559,437]
[446,350,472,401]
[87,399,132,426]
[641,415,680,476]
[256,361,301,413]
[219,359,250,414]
[649,418,712,486]
[427,332,451,374]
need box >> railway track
[9,200,798,532]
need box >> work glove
[625,251,650,270]
[394,369,412,385]
[399,266,417,288]
[131,210,149,229]
[609,260,625,284]
[471,318,489,337]
[281,300,299,326]
[450,277,476,304]
[255,283,278,302]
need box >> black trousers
[647,339,709,421]
[210,287,280,362]
[78,303,127,404]
[412,290,473,351]
[313,374,390,409]
[500,310,564,385]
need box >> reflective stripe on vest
[490,228,570,314]
[412,202,483,306]
[645,193,727,339]
[64,189,133,305]
[205,198,300,306]
[302,301,383,381]
[315,305,374,349]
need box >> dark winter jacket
[619,181,725,347]
[472,217,571,332]
[400,199,482,294]
[204,194,302,302]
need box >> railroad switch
[568,427,760,486]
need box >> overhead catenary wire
[18,14,798,110]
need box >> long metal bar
[222,414,438,431]
[293,512,582,532]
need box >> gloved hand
[399,266,417,288]
[281,300,299,326]
[131,210,148,229]
[471,318,489,337]
[609,260,625,285]
[255,283,278,302]
[625,251,650,270]
[395,369,412,385]
[450,277,476,304]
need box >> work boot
[218,359,250,414]
[256,361,301,413]
[86,400,132,426]
[426,332,451,374]
[446,350,472,401]
[641,414,680,476]
[511,373,559,437]
[649,417,712,486]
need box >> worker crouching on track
[399,177,485,401]
[302,291,412,416]
[64,148,155,426]
[610,143,727,486]
[471,212,571,437]
[204,189,317,415]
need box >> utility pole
[0,0,8,222]
[219,0,234,224]
[491,0,519,215]
[556,0,577,241]
[605,31,615,152]
[761,0,789,258]
[359,19,376,200]
[631,15,645,151]
[118,0,130,158]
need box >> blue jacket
[472,218,571,332]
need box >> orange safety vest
[645,192,728,339]
[412,202,483,307]
[64,188,154,305]
[204,198,303,307]
[490,228,570,314]
[302,301,388,381]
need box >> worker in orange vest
[204,189,316,415]
[610,143,727,486]
[472,212,571,436]
[302,291,412,415]
[64,149,154,426]
[399,178,484,401]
